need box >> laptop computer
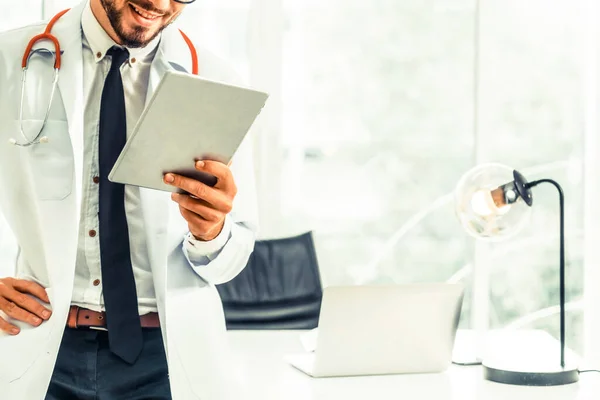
[286,283,464,378]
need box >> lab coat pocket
[0,288,58,383]
[21,119,73,201]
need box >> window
[477,0,585,353]
[277,0,586,353]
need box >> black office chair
[216,231,323,330]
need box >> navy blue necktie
[98,46,143,364]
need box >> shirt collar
[81,0,160,65]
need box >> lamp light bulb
[470,190,495,216]
[470,189,511,217]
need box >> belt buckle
[90,312,107,331]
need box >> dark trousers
[45,328,172,400]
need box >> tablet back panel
[109,70,268,192]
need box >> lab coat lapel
[142,24,197,259]
[140,26,184,326]
[11,3,85,285]
[145,25,194,108]
[139,188,169,306]
[141,24,197,346]
[31,3,86,293]
[0,4,87,393]
[53,4,85,213]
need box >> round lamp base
[483,364,579,386]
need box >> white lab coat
[0,2,258,399]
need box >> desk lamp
[454,163,578,386]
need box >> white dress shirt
[71,3,232,315]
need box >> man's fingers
[174,195,223,221]
[0,278,51,330]
[195,161,237,194]
[0,297,43,327]
[3,289,51,321]
[12,279,50,303]
[165,174,232,212]
[165,173,213,199]
[0,316,19,335]
[172,192,232,216]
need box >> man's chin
[118,28,157,48]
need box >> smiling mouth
[129,3,163,20]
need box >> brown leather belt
[67,306,160,330]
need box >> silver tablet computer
[109,70,268,192]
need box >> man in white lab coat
[0,0,258,398]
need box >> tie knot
[107,46,130,69]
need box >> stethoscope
[11,8,199,147]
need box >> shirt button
[131,57,136,64]
[96,51,102,58]
[89,230,97,238]
[93,176,100,184]
[93,279,101,287]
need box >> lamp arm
[526,178,566,368]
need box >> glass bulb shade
[455,163,532,241]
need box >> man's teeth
[132,5,160,20]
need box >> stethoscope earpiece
[8,136,49,146]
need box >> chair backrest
[216,231,323,330]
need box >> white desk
[225,330,600,400]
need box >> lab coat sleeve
[180,133,259,285]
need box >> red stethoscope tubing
[22,8,199,75]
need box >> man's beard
[100,0,172,48]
